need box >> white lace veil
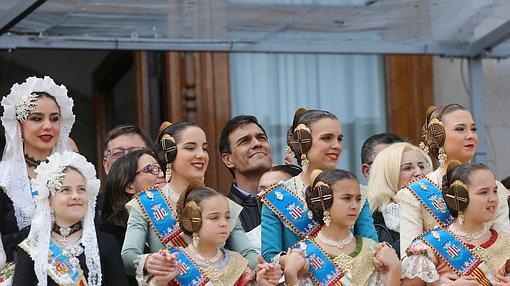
[29,151,101,286]
[0,76,75,229]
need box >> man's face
[361,143,390,179]
[222,123,272,176]
[103,133,147,174]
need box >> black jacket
[0,190,29,262]
[227,184,261,232]
[372,210,400,258]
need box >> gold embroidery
[348,238,376,286]
[482,232,510,275]
[200,251,248,286]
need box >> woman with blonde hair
[367,142,432,256]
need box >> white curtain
[230,52,386,182]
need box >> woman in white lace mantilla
[401,161,510,286]
[0,76,75,264]
[12,151,128,286]
[367,142,432,257]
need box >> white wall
[433,57,510,180]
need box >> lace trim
[380,202,400,232]
[135,254,150,286]
[0,76,75,230]
[401,254,439,283]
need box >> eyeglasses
[136,163,162,175]
[104,147,146,159]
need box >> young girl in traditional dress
[261,108,378,265]
[122,121,261,284]
[397,104,510,255]
[401,161,510,286]
[282,169,400,286]
[0,76,75,263]
[12,151,128,285]
[148,182,280,286]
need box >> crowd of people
[0,75,510,285]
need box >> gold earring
[438,147,447,165]
[192,232,200,248]
[458,211,464,225]
[323,210,331,227]
[165,163,172,182]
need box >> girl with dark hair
[397,104,510,254]
[0,76,75,270]
[100,149,165,244]
[122,121,261,284]
[148,182,279,286]
[260,108,378,264]
[282,169,400,285]
[402,161,510,286]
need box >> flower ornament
[46,166,66,196]
[15,93,38,122]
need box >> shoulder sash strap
[260,184,321,238]
[406,177,454,227]
[293,239,351,286]
[419,228,494,286]
[169,247,209,286]
[135,189,188,247]
[48,240,88,286]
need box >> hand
[438,272,459,285]
[283,248,306,275]
[256,256,282,286]
[373,242,400,272]
[450,276,478,286]
[145,250,179,277]
[495,274,510,286]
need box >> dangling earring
[284,145,295,159]
[323,210,331,227]
[438,147,447,165]
[192,232,200,248]
[458,211,464,225]
[165,163,172,182]
[50,209,55,224]
[301,154,309,172]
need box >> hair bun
[292,108,307,130]
[158,121,173,138]
[186,180,205,193]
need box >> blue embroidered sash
[260,184,321,238]
[293,239,351,286]
[135,189,188,247]
[419,229,494,286]
[48,240,87,286]
[407,177,454,227]
[169,247,209,286]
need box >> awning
[1,0,510,58]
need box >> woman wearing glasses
[367,142,432,257]
[101,149,165,285]
[101,149,166,246]
[122,121,263,285]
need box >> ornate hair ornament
[180,200,202,233]
[46,166,66,196]
[289,123,312,171]
[444,179,469,212]
[15,93,39,122]
[158,121,177,182]
[310,181,333,226]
